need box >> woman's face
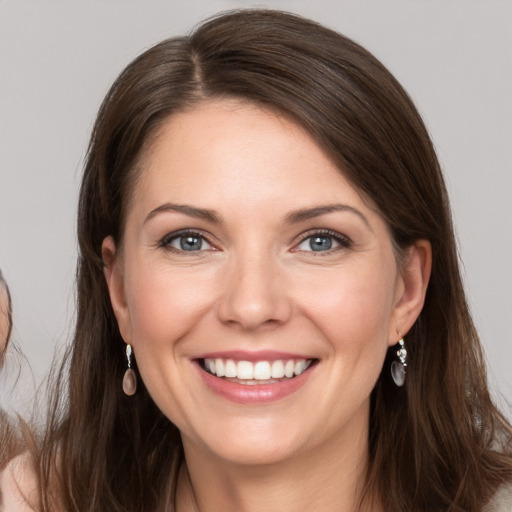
[104,99,429,466]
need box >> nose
[216,251,292,331]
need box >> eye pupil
[180,235,202,251]
[310,236,332,251]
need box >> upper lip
[194,350,315,362]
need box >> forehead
[128,99,367,215]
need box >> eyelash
[160,230,215,254]
[159,229,352,254]
[293,229,352,254]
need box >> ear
[102,236,132,344]
[390,239,432,344]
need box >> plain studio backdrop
[0,0,511,416]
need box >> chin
[182,416,312,467]
[208,438,303,467]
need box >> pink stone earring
[391,335,407,387]
[122,344,137,396]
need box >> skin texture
[103,99,431,512]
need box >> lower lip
[195,362,315,404]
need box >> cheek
[121,263,220,423]
[292,256,398,405]
[296,260,397,346]
[124,262,217,352]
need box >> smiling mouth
[200,358,316,385]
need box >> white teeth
[284,360,294,378]
[294,360,306,376]
[271,360,285,378]
[215,358,225,377]
[224,359,237,378]
[203,357,313,381]
[253,361,271,380]
[237,361,253,380]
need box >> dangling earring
[391,334,407,387]
[122,344,137,396]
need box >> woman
[0,269,12,508]
[1,270,32,511]
[6,9,511,511]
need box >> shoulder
[484,482,512,512]
[0,452,39,511]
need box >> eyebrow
[144,203,222,224]
[144,202,372,231]
[284,204,373,231]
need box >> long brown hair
[38,9,512,511]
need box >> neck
[175,404,380,512]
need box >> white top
[484,483,512,512]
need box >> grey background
[0,0,511,414]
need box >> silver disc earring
[391,337,407,387]
[122,344,137,396]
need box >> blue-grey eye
[296,234,342,252]
[166,233,212,252]
[180,235,203,251]
[309,236,332,251]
